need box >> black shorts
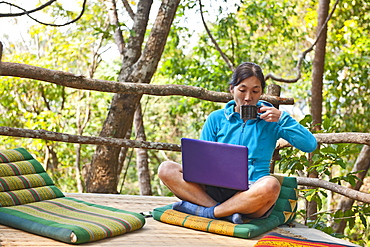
[205,185,239,203]
[205,185,275,220]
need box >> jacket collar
[224,100,237,120]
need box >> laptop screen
[181,138,249,191]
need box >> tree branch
[314,132,370,145]
[105,0,126,54]
[276,133,370,148]
[265,0,339,83]
[297,177,370,204]
[0,126,181,152]
[2,125,368,154]
[121,0,135,20]
[0,0,56,17]
[0,62,293,104]
[198,0,234,71]
[119,0,153,77]
[0,0,87,27]
[132,0,179,82]
[1,126,368,158]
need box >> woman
[158,62,317,224]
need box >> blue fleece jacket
[200,100,317,182]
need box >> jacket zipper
[238,121,246,145]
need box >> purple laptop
[181,138,249,191]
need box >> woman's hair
[229,62,266,91]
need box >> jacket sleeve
[277,111,317,153]
[200,112,218,142]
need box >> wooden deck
[0,193,359,246]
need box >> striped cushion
[0,148,64,206]
[0,159,45,177]
[255,232,354,247]
[0,148,34,163]
[155,206,253,238]
[0,197,145,244]
[0,186,64,207]
[153,176,298,239]
[0,173,54,191]
[0,148,146,243]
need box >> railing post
[266,84,282,174]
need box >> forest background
[0,0,369,246]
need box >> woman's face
[230,76,262,113]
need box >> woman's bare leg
[214,176,281,218]
[158,160,217,207]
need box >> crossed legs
[157,160,281,219]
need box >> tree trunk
[311,0,329,129]
[46,145,59,181]
[307,0,330,222]
[75,144,84,193]
[85,0,180,193]
[333,145,370,233]
[134,103,152,195]
[117,128,133,187]
[75,92,91,193]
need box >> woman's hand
[259,105,281,122]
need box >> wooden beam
[0,62,294,105]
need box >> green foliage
[302,203,370,246]
[278,115,368,245]
[279,115,359,178]
[0,0,113,193]
[323,0,370,133]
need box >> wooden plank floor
[0,193,358,246]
